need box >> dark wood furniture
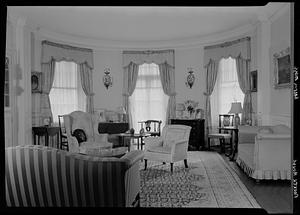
[117,133,151,151]
[32,126,60,148]
[58,115,68,150]
[170,118,205,151]
[98,122,129,134]
[138,120,162,136]
[218,126,239,161]
[207,114,235,155]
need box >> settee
[236,124,291,181]
[5,145,144,207]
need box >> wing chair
[143,124,191,172]
[236,124,291,181]
[63,111,113,153]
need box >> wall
[269,8,291,126]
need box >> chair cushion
[271,124,290,134]
[258,127,273,134]
[148,146,171,154]
[208,133,231,138]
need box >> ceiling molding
[34,22,256,51]
[268,3,290,23]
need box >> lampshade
[117,106,126,114]
[228,102,243,114]
[176,103,186,111]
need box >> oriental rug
[139,151,261,208]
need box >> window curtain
[203,37,251,143]
[79,62,95,113]
[122,50,175,127]
[39,40,94,123]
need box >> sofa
[5,145,144,207]
[236,124,291,181]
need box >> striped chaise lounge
[5,145,144,207]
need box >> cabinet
[170,119,205,151]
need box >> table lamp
[228,102,243,126]
[117,106,126,122]
[176,103,186,119]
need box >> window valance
[122,49,175,68]
[41,40,94,69]
[203,37,251,67]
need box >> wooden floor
[220,153,293,214]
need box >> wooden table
[117,133,151,151]
[32,126,60,148]
[218,126,239,161]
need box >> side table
[117,133,151,151]
[32,126,60,148]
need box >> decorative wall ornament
[185,68,195,88]
[31,71,42,93]
[103,68,113,89]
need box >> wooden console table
[32,126,60,148]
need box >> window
[211,57,244,127]
[49,61,86,124]
[129,63,168,131]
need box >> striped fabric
[5,145,143,207]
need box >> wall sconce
[185,68,195,88]
[103,68,113,89]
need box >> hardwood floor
[220,153,293,214]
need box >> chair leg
[144,159,147,170]
[184,159,188,168]
[170,163,173,172]
[207,137,211,150]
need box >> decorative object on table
[250,70,257,92]
[185,68,195,88]
[43,117,51,126]
[31,71,42,93]
[175,103,186,119]
[195,108,204,119]
[273,47,291,89]
[139,127,145,135]
[130,128,135,135]
[184,100,199,119]
[116,106,126,122]
[103,68,113,89]
[245,118,252,126]
[228,102,243,126]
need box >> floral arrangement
[184,100,199,115]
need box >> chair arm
[67,135,80,153]
[144,136,163,150]
[256,133,291,140]
[121,150,144,168]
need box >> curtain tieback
[169,92,177,97]
[203,92,210,96]
[122,93,130,97]
[87,92,95,96]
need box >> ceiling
[9,4,288,43]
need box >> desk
[218,126,239,161]
[32,126,60,148]
[117,133,150,151]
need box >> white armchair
[63,111,113,153]
[143,124,191,172]
[236,124,291,181]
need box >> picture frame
[31,71,42,93]
[273,47,291,89]
[250,70,257,92]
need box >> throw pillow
[72,129,87,145]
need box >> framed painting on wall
[273,47,291,89]
[250,70,257,92]
[31,71,42,93]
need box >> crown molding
[269,3,290,23]
[33,22,256,51]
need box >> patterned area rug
[140,151,261,208]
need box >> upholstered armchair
[143,124,191,172]
[236,124,291,181]
[63,111,113,153]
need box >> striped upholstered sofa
[5,145,144,207]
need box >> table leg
[57,133,60,149]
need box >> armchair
[143,124,191,172]
[236,124,291,181]
[63,111,113,153]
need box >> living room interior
[4,3,293,213]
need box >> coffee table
[117,133,151,151]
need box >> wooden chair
[207,114,234,154]
[58,115,69,151]
[139,120,162,136]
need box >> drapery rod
[123,50,174,54]
[42,40,93,53]
[204,37,250,50]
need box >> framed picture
[94,108,106,122]
[250,70,257,92]
[273,47,291,89]
[31,71,42,93]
